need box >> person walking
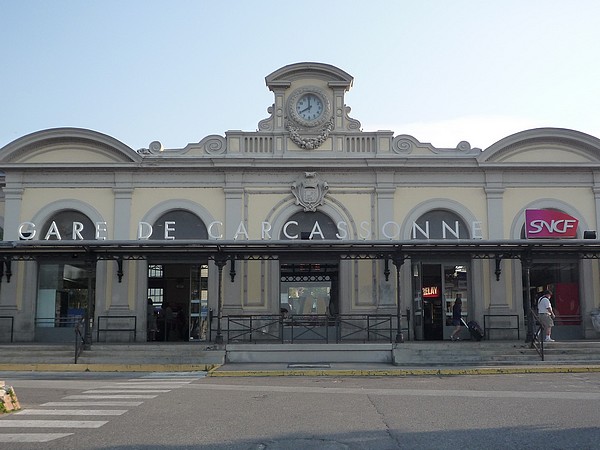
[537,290,556,342]
[450,295,463,341]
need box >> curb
[208,365,600,377]
[2,364,600,376]
[0,363,218,373]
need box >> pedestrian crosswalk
[0,372,204,444]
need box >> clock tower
[258,62,361,150]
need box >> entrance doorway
[279,262,339,317]
[147,263,209,341]
[526,259,581,340]
[412,263,469,340]
[35,261,95,342]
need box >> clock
[295,93,324,122]
[288,87,330,128]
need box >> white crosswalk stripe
[17,409,127,416]
[0,433,73,443]
[1,373,199,443]
[0,420,108,428]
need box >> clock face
[295,93,324,122]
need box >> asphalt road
[1,371,599,449]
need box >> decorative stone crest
[291,172,329,212]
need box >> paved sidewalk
[208,362,600,377]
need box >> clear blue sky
[2,0,599,151]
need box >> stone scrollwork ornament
[291,172,329,212]
[286,117,334,150]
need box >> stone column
[376,178,396,310]
[485,183,509,309]
[223,177,244,314]
[106,187,134,314]
[0,187,23,312]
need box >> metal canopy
[1,239,600,261]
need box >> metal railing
[74,318,85,363]
[530,310,544,360]
[483,314,520,340]
[96,315,137,342]
[219,313,408,344]
[34,316,83,327]
[0,316,14,342]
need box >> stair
[0,342,225,370]
[0,344,74,364]
[1,340,599,370]
[539,341,600,364]
[392,340,600,366]
[76,343,225,366]
[225,343,393,363]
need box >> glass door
[442,264,469,340]
[189,264,209,341]
[412,262,470,340]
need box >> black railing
[287,315,334,343]
[483,314,520,340]
[530,310,544,361]
[226,315,281,342]
[219,313,408,344]
[96,315,137,342]
[0,316,14,342]
[74,318,85,363]
[35,316,83,327]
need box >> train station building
[2,62,600,345]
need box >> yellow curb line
[208,366,600,377]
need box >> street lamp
[392,253,405,343]
[522,254,534,343]
[214,254,228,345]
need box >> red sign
[525,209,579,239]
[422,286,439,298]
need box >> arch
[509,199,590,239]
[265,62,353,89]
[150,210,208,240]
[400,199,480,240]
[141,199,215,238]
[479,128,600,163]
[267,198,356,240]
[29,200,105,239]
[0,127,141,164]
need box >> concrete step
[1,344,74,364]
[2,341,599,368]
[226,343,393,363]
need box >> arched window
[412,210,469,240]
[279,211,339,240]
[40,210,95,240]
[150,210,208,240]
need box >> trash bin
[590,309,600,332]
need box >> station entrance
[279,262,339,317]
[412,262,470,341]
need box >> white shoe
[544,337,555,342]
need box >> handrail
[0,316,14,342]
[530,310,544,361]
[74,318,85,363]
[220,313,407,344]
[96,315,137,342]
[483,314,520,340]
[34,316,83,327]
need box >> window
[148,265,163,278]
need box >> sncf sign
[525,209,579,239]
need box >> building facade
[1,62,600,344]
